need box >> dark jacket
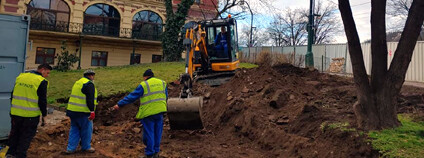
[214,32,229,46]
[66,77,96,118]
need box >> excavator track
[194,71,236,86]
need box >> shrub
[256,51,273,67]
[256,51,290,67]
[55,41,79,72]
[274,53,289,65]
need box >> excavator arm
[180,24,209,98]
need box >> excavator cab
[195,18,239,73]
[204,18,238,64]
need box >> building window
[152,55,162,63]
[83,4,121,37]
[131,53,141,65]
[91,51,108,66]
[35,47,55,64]
[132,11,163,41]
[27,0,70,32]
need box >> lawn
[369,114,424,158]
[47,62,257,104]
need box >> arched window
[83,4,120,37]
[132,11,163,40]
[27,0,70,32]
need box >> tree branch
[211,0,222,19]
[338,0,371,95]
[388,0,424,91]
[370,0,388,92]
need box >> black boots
[140,152,159,158]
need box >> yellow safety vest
[11,72,47,117]
[67,77,98,113]
[136,77,167,119]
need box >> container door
[0,14,30,140]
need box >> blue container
[0,14,30,140]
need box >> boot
[64,150,75,155]
[83,147,95,153]
[153,152,159,158]
[5,154,16,158]
[139,154,154,158]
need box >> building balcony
[29,19,162,41]
[29,19,82,33]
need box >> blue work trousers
[66,116,93,151]
[215,44,229,58]
[140,113,164,156]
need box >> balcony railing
[132,29,162,41]
[30,19,82,33]
[29,19,162,41]
[82,24,120,37]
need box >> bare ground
[27,64,424,158]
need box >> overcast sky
[237,0,374,44]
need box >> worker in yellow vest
[6,64,52,158]
[65,70,97,154]
[111,69,167,158]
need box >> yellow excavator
[167,16,240,130]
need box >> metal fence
[240,42,424,82]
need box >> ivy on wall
[162,0,194,61]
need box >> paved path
[328,72,424,89]
[404,81,424,89]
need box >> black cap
[38,64,53,70]
[143,69,154,77]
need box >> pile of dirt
[27,64,424,158]
[201,64,374,157]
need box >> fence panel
[239,42,424,82]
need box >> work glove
[110,105,119,112]
[88,112,95,120]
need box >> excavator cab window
[202,18,238,63]
[213,26,230,59]
[229,22,238,62]
[206,26,231,61]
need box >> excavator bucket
[167,97,203,130]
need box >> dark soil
[27,64,424,158]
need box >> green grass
[47,62,257,103]
[369,114,424,158]
[240,62,258,68]
[320,122,357,133]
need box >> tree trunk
[354,85,400,130]
[339,0,424,130]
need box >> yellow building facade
[0,0,216,69]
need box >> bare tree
[211,0,273,19]
[388,0,412,18]
[267,9,308,46]
[387,0,424,30]
[267,1,340,46]
[267,16,290,46]
[239,24,268,47]
[338,0,424,130]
